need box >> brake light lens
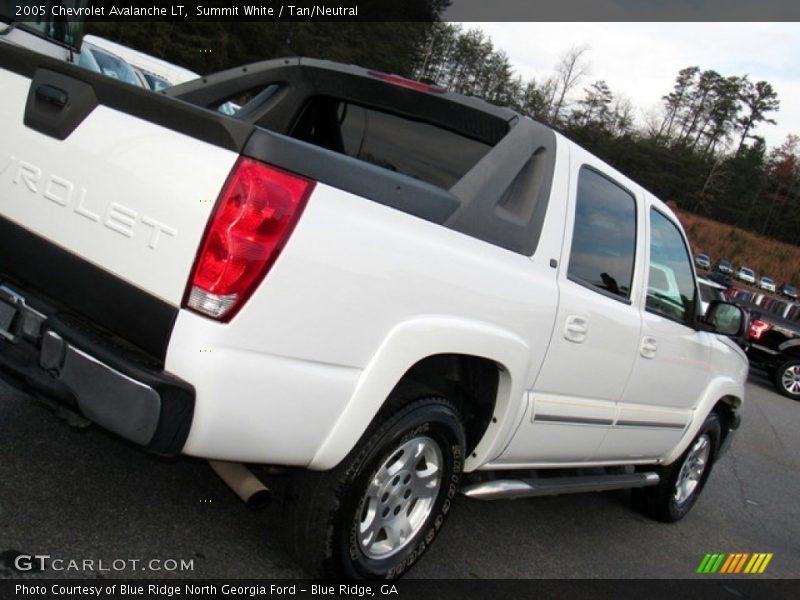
[367,70,446,93]
[748,319,772,340]
[186,158,315,321]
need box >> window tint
[292,98,491,189]
[567,167,637,300]
[647,209,697,324]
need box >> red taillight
[748,319,772,340]
[367,70,446,93]
[185,158,315,321]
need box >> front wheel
[773,359,800,400]
[282,386,465,579]
[632,412,721,522]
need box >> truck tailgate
[0,68,238,307]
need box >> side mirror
[705,301,748,337]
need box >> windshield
[79,43,143,87]
[0,0,86,50]
[142,72,171,92]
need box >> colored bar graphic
[699,552,772,575]
[744,554,760,574]
[719,554,736,574]
[711,553,726,573]
[697,554,713,573]
[733,553,750,573]
[758,554,773,573]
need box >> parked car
[746,306,800,399]
[694,253,711,270]
[78,40,143,87]
[736,266,756,284]
[759,276,776,293]
[0,44,749,579]
[780,284,798,300]
[83,34,200,88]
[82,35,239,115]
[716,259,734,275]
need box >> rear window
[291,97,492,189]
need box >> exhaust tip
[209,460,271,510]
[246,489,272,510]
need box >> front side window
[647,209,697,324]
[567,167,637,300]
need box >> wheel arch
[711,395,741,449]
[661,377,744,466]
[308,317,530,470]
[392,353,503,456]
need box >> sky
[465,22,800,151]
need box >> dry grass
[675,209,800,285]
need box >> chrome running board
[461,472,660,500]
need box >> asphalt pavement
[1,370,798,580]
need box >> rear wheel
[774,359,800,400]
[632,412,721,522]
[282,385,465,579]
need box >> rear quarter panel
[166,176,568,467]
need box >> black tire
[773,359,800,400]
[282,384,465,579]
[632,412,721,522]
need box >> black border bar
[1,579,798,600]
[6,0,800,23]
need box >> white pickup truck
[0,43,749,579]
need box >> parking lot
[1,369,798,580]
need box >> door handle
[640,336,658,359]
[564,315,588,343]
[36,84,69,109]
[25,69,98,140]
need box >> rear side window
[646,209,697,324]
[291,98,491,189]
[567,167,637,300]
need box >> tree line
[85,20,799,247]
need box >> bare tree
[549,45,590,124]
